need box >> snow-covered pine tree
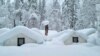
[0,0,5,5]
[28,0,37,10]
[7,1,15,28]
[13,0,39,28]
[38,0,46,29]
[75,0,97,30]
[0,0,11,28]
[48,0,61,31]
[62,0,78,30]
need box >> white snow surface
[0,27,99,56]
[0,26,44,44]
[21,43,40,47]
[0,45,100,56]
[43,39,64,46]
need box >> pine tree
[38,0,46,29]
[62,0,78,30]
[75,0,97,30]
[48,0,61,31]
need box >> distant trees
[48,0,62,31]
[0,0,40,28]
[62,0,79,30]
[61,0,97,30]
[38,0,46,29]
[75,0,97,30]
[0,0,98,31]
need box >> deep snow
[0,26,99,56]
[0,45,100,56]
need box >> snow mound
[0,45,100,56]
[43,39,64,46]
[0,26,44,44]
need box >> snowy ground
[0,44,100,56]
[0,27,98,56]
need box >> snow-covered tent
[0,26,44,46]
[31,28,42,35]
[77,28,96,36]
[0,28,10,35]
[88,32,97,45]
[87,31,100,45]
[55,29,88,45]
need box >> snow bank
[43,39,64,46]
[0,26,44,44]
[0,45,100,56]
[77,28,96,36]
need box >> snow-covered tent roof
[0,28,10,34]
[31,28,42,35]
[77,28,96,36]
[0,26,44,44]
[56,29,88,42]
[48,28,95,41]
